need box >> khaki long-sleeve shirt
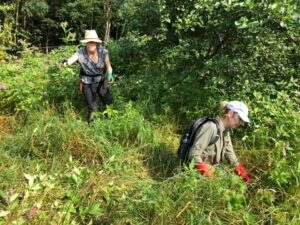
[188,118,238,166]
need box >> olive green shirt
[188,118,238,165]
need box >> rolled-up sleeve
[67,52,79,65]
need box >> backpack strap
[178,117,221,165]
[190,117,220,147]
[207,118,220,145]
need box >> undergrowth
[0,46,299,224]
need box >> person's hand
[235,163,250,183]
[107,72,114,83]
[196,162,213,177]
[62,59,68,67]
[57,59,67,70]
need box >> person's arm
[65,52,78,66]
[224,132,239,165]
[224,132,250,183]
[188,122,217,176]
[104,54,113,82]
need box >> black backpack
[177,117,221,164]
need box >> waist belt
[80,75,103,84]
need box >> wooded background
[0,1,299,224]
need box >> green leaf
[88,204,104,217]
[71,174,78,184]
[24,173,36,187]
[0,210,10,217]
[9,193,19,202]
[72,167,80,175]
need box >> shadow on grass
[141,143,181,181]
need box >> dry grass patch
[64,129,107,165]
[0,115,12,139]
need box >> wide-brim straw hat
[80,30,102,43]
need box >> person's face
[86,42,97,52]
[227,111,244,129]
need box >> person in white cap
[188,100,251,183]
[63,30,114,123]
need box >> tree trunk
[45,36,48,54]
[103,0,111,42]
[14,0,20,44]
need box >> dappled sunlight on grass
[0,38,299,224]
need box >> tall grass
[0,46,299,224]
[1,102,299,224]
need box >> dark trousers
[82,79,113,116]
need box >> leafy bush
[0,0,299,222]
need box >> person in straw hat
[63,30,114,123]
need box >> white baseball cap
[226,101,250,123]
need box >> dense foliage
[0,0,299,224]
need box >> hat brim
[237,112,250,123]
[80,39,102,43]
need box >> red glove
[196,162,213,177]
[235,163,250,183]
